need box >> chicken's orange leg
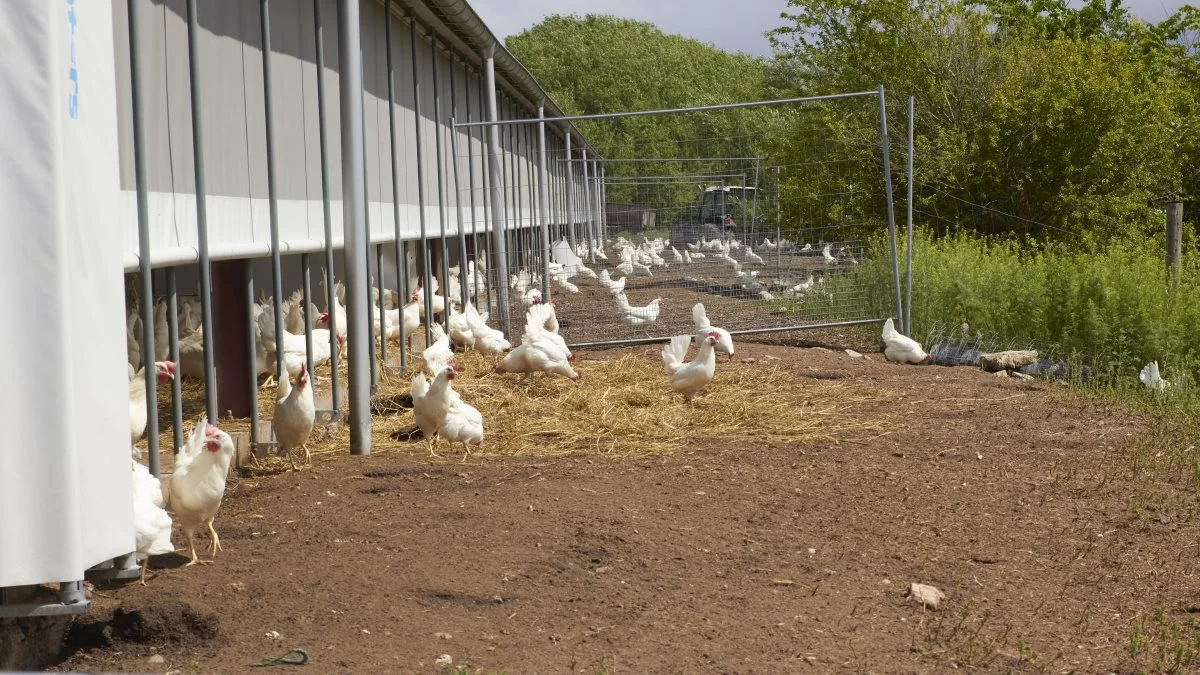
[139,557,150,585]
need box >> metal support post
[313,0,340,415]
[878,85,904,330]
[260,0,285,380]
[411,15,435,344]
[483,51,512,336]
[384,0,408,372]
[338,0,371,455]
[184,0,217,421]
[126,0,160,474]
[904,96,915,335]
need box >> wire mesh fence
[453,91,905,347]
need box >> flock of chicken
[122,232,927,584]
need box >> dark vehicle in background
[669,185,766,245]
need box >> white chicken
[129,361,177,453]
[615,294,664,326]
[465,304,511,356]
[423,322,456,375]
[440,368,485,461]
[662,332,719,402]
[166,418,236,566]
[692,303,734,361]
[1140,361,1169,392]
[131,460,173,585]
[493,304,580,381]
[273,362,316,468]
[411,366,456,456]
[822,243,838,265]
[881,318,930,364]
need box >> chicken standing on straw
[881,318,931,364]
[662,332,719,402]
[494,303,580,381]
[411,365,456,456]
[273,362,315,469]
[165,418,236,566]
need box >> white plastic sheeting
[0,0,133,586]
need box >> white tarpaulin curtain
[0,0,133,587]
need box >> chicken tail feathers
[662,334,692,373]
[692,303,709,330]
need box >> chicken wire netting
[459,93,904,347]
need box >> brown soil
[55,342,1200,674]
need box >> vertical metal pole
[411,16,435,344]
[878,85,903,328]
[600,164,607,246]
[511,107,524,275]
[339,0,371,455]
[904,96,915,335]
[185,0,217,422]
[376,244,387,367]
[483,51,512,336]
[477,72,493,315]
[166,269,184,453]
[313,0,340,414]
[431,38,451,333]
[260,0,285,381]
[581,151,593,264]
[384,0,408,373]
[564,134,577,249]
[750,160,760,246]
[246,267,259,447]
[450,119,471,311]
[537,106,551,301]
[775,165,782,280]
[126,0,160,474]
[465,68,480,309]
[502,101,515,275]
[360,66,378,393]
[301,254,314,379]
[450,62,469,312]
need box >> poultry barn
[0,0,603,634]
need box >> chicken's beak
[728,354,734,362]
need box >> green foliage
[861,228,1200,386]
[768,0,1200,245]
[507,14,778,208]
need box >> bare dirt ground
[52,340,1200,674]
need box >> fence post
[904,95,915,336]
[337,0,371,456]
[877,84,903,331]
[483,49,513,337]
[1166,201,1183,275]
[537,105,552,300]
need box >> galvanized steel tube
[167,269,184,453]
[313,0,340,415]
[411,15,435,345]
[431,38,451,333]
[126,0,160,475]
[384,0,408,373]
[338,0,371,455]
[185,0,217,422]
[878,85,903,328]
[483,52,512,336]
[260,0,285,380]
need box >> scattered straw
[143,342,891,465]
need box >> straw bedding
[146,342,889,469]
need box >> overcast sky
[471,0,1193,57]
